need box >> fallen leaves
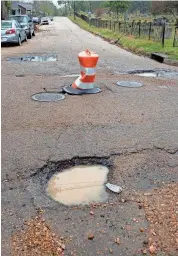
[142,248,147,254]
[11,215,65,256]
[88,234,94,240]
[143,184,178,254]
[149,244,157,254]
[115,237,120,245]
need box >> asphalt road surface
[2,17,178,256]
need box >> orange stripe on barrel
[78,56,99,68]
[80,75,95,83]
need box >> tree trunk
[1,1,8,20]
[175,18,178,26]
[116,7,119,21]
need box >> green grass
[70,16,178,61]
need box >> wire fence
[75,13,178,48]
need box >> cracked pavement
[2,17,178,255]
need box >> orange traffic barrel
[63,49,101,95]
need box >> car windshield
[10,16,28,23]
[1,21,12,29]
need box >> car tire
[32,30,35,36]
[28,30,32,39]
[24,34,28,42]
[17,36,21,46]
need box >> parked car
[153,17,169,26]
[1,20,27,46]
[10,15,35,39]
[41,17,50,25]
[32,17,40,24]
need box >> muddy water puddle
[7,54,57,62]
[127,70,178,79]
[47,165,109,205]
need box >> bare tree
[152,1,178,24]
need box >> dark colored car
[32,17,40,24]
[153,17,169,26]
[10,15,35,39]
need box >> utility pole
[74,0,76,20]
[88,1,92,28]
[89,1,91,13]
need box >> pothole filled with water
[128,70,178,79]
[7,54,57,62]
[46,165,109,205]
[116,81,143,88]
[31,92,65,102]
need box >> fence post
[138,20,141,38]
[110,20,112,30]
[118,22,121,31]
[131,20,134,35]
[148,22,152,40]
[173,26,176,47]
[113,21,115,32]
[162,23,166,47]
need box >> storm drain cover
[47,165,109,205]
[31,92,65,102]
[116,81,143,88]
[7,54,57,62]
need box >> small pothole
[116,81,143,88]
[31,92,65,102]
[47,165,109,205]
[128,69,178,79]
[136,72,157,78]
[7,54,58,62]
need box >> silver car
[1,20,27,46]
[41,17,50,25]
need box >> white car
[41,17,50,25]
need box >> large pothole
[47,165,109,205]
[27,151,178,208]
[28,157,112,207]
[7,54,58,62]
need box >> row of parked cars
[1,15,53,46]
[33,16,53,25]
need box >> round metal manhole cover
[31,92,65,102]
[116,81,143,88]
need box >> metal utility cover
[116,81,143,88]
[31,92,65,102]
[63,85,101,95]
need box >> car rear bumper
[1,35,18,43]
